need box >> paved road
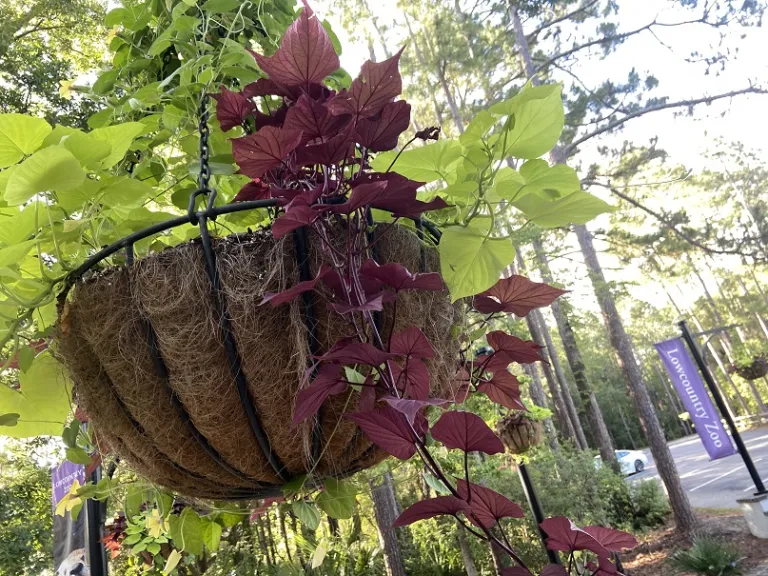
[628,428,768,509]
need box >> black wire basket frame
[59,98,442,499]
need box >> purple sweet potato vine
[215,3,634,573]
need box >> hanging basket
[730,354,768,381]
[495,413,542,455]
[55,220,459,500]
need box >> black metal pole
[518,463,561,565]
[678,320,767,495]
[86,465,107,576]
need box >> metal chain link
[188,94,216,224]
[198,93,212,193]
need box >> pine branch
[511,13,717,84]
[525,0,601,42]
[584,180,767,261]
[564,86,768,156]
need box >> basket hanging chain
[188,94,217,224]
[197,94,212,193]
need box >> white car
[594,450,649,475]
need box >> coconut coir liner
[56,225,459,499]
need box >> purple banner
[51,460,87,572]
[51,460,85,508]
[655,338,736,461]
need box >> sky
[315,0,768,334]
[319,0,768,168]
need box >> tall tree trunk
[737,275,768,341]
[533,237,618,468]
[359,0,392,58]
[617,403,637,449]
[686,310,750,416]
[255,515,273,566]
[455,520,479,576]
[574,224,697,534]
[370,472,407,576]
[290,514,305,567]
[516,250,579,443]
[264,510,278,563]
[535,307,589,449]
[746,262,768,310]
[412,14,465,134]
[327,516,340,538]
[712,267,768,407]
[686,257,766,412]
[509,2,536,80]
[277,506,293,563]
[524,363,559,448]
[403,13,446,127]
[436,63,464,134]
[510,4,616,468]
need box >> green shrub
[627,479,669,530]
[671,536,744,576]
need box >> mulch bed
[623,512,768,576]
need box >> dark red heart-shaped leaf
[292,364,348,425]
[232,126,302,178]
[354,173,447,218]
[272,203,318,239]
[474,275,567,316]
[358,378,377,412]
[252,2,339,88]
[323,181,388,214]
[212,87,254,131]
[346,405,418,460]
[390,327,436,359]
[487,331,544,365]
[475,352,509,374]
[448,368,472,404]
[233,179,271,202]
[360,260,444,292]
[582,526,637,552]
[477,370,526,410]
[388,358,430,400]
[540,517,607,556]
[283,94,351,143]
[431,411,504,455]
[295,128,355,167]
[414,411,429,437]
[270,186,306,201]
[354,100,411,151]
[318,341,394,366]
[355,171,424,192]
[322,269,383,302]
[254,105,288,130]
[243,78,294,99]
[387,196,449,219]
[379,396,448,425]
[456,480,525,528]
[539,565,568,576]
[331,293,386,314]
[350,171,446,218]
[392,496,471,527]
[262,264,331,307]
[502,567,535,575]
[329,48,404,118]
